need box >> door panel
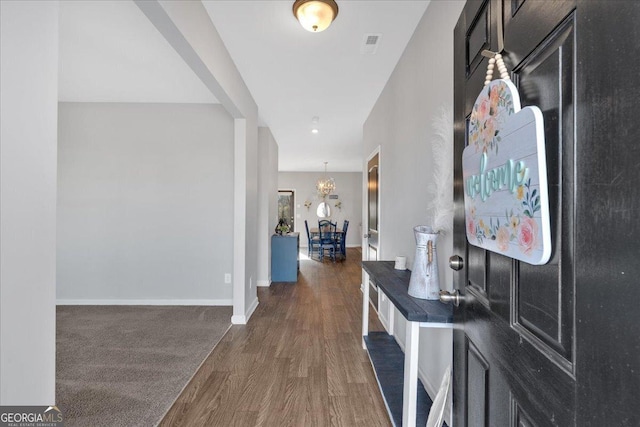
[466,245,487,297]
[466,339,489,427]
[511,13,576,370]
[465,0,491,77]
[503,0,575,67]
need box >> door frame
[363,147,381,312]
[364,146,381,261]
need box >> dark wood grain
[364,332,433,427]
[160,248,392,426]
[362,261,453,323]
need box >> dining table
[310,227,346,260]
[309,227,343,237]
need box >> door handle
[363,233,371,238]
[449,255,464,271]
[439,290,463,307]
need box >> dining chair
[304,220,320,258]
[339,220,349,258]
[318,220,337,262]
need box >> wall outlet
[224,273,231,284]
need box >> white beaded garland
[484,51,510,86]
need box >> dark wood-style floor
[160,247,391,426]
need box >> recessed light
[311,116,320,134]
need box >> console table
[271,233,299,282]
[362,261,453,427]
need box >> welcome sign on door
[463,79,551,265]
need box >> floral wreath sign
[463,79,551,265]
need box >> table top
[362,261,453,323]
[272,232,299,238]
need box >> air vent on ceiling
[360,33,382,55]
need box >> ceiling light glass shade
[293,0,339,33]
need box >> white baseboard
[257,279,271,287]
[56,299,233,306]
[231,296,259,325]
[231,314,246,324]
[378,313,390,333]
[246,296,259,320]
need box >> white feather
[429,106,454,233]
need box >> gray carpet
[56,305,232,427]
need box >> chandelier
[316,162,336,196]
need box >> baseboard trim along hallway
[56,299,233,306]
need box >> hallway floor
[160,248,391,426]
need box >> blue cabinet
[271,233,299,282]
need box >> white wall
[257,127,279,286]
[244,121,259,312]
[137,1,260,323]
[57,102,234,304]
[0,0,58,405]
[363,0,464,419]
[278,172,362,248]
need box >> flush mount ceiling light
[293,0,339,33]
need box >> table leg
[388,298,395,337]
[403,320,419,427]
[362,269,370,349]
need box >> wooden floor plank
[160,248,390,426]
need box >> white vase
[408,225,440,300]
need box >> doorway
[365,150,380,309]
[278,190,295,232]
[366,152,379,261]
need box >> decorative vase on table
[408,225,440,300]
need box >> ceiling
[58,0,430,172]
[58,1,218,104]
